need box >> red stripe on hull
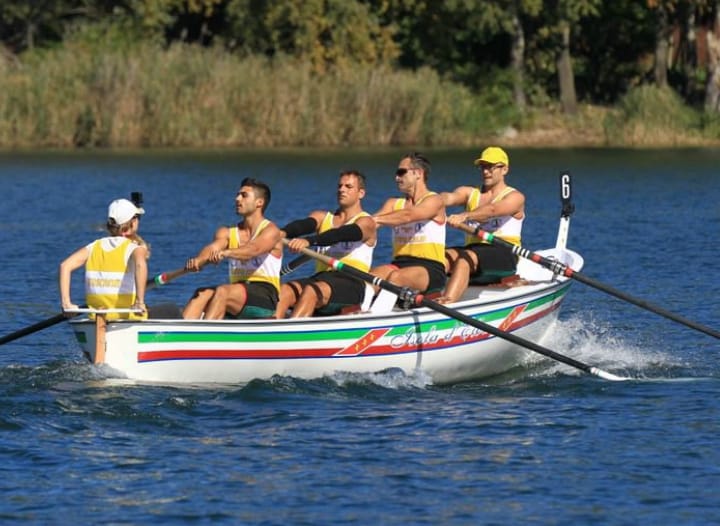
[136,301,562,363]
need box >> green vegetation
[1,0,719,148]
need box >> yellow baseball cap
[473,146,509,167]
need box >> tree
[0,0,72,51]
[648,0,673,87]
[706,0,720,111]
[225,0,397,71]
[551,0,601,114]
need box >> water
[0,148,718,524]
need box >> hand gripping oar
[286,241,627,381]
[455,222,720,341]
[0,267,189,346]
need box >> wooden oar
[286,241,627,381]
[0,267,190,346]
[455,222,720,340]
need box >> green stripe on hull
[138,286,568,345]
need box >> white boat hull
[68,248,581,385]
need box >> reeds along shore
[0,42,717,149]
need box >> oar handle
[454,222,720,340]
[287,240,627,381]
[146,257,211,290]
[281,254,312,276]
[147,268,188,289]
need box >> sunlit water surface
[0,149,718,524]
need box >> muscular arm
[441,186,473,208]
[286,213,377,252]
[374,193,445,227]
[465,190,525,222]
[217,222,284,261]
[280,212,323,238]
[185,226,229,271]
[447,190,525,227]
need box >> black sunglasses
[395,168,413,176]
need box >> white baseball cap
[108,198,145,225]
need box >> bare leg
[386,267,430,293]
[368,264,397,295]
[444,248,460,274]
[183,288,215,319]
[291,282,331,318]
[440,259,472,303]
[202,284,233,320]
[440,250,478,303]
[275,282,301,319]
[223,284,250,317]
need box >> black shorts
[229,281,279,319]
[294,271,366,305]
[390,256,447,293]
[449,243,518,274]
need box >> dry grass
[1,44,718,149]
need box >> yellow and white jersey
[392,193,445,265]
[228,220,281,292]
[84,236,144,320]
[315,211,374,273]
[464,186,523,246]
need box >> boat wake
[329,368,434,390]
[534,314,687,380]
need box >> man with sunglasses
[439,146,525,304]
[371,152,447,295]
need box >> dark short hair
[339,169,366,190]
[241,177,271,212]
[403,152,431,181]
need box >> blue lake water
[0,148,718,524]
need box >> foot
[435,295,456,305]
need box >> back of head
[107,198,145,234]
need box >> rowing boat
[68,206,583,385]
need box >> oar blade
[590,367,629,382]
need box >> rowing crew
[59,147,525,320]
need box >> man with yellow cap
[439,146,525,303]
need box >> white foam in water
[532,314,681,379]
[330,367,433,389]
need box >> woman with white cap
[59,198,148,320]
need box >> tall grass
[2,40,718,149]
[603,85,705,146]
[0,41,503,149]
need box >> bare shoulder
[309,209,329,222]
[213,225,231,240]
